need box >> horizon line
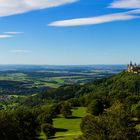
[0,63,128,66]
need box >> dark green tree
[37,113,53,125]
[0,111,18,140]
[13,107,39,140]
[87,99,104,116]
[131,101,140,119]
[61,102,72,118]
[41,123,56,140]
[79,101,137,140]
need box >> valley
[0,65,125,95]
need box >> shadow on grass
[39,129,68,140]
[67,116,82,119]
[54,116,62,118]
[49,136,65,139]
[72,107,79,110]
[55,115,82,119]
[55,128,68,132]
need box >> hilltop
[80,71,140,96]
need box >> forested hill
[77,71,140,97]
[99,71,140,94]
[25,71,140,107]
[42,71,140,98]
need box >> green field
[0,66,117,95]
[40,107,87,140]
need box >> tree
[37,113,53,125]
[13,107,39,140]
[79,101,137,140]
[131,101,140,119]
[0,111,18,140]
[0,107,39,140]
[41,123,55,140]
[61,102,72,118]
[68,98,80,107]
[87,99,104,116]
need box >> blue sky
[0,0,140,65]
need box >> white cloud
[0,31,23,39]
[4,32,24,35]
[109,0,140,9]
[49,0,140,27]
[126,9,140,14]
[11,49,30,53]
[0,34,13,39]
[49,12,139,27]
[0,0,78,17]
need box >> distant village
[127,61,140,74]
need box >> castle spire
[130,61,132,66]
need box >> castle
[127,61,140,74]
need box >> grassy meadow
[40,107,87,140]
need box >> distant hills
[0,65,126,95]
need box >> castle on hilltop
[127,61,140,74]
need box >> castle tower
[127,61,134,73]
[130,61,132,66]
[127,61,140,73]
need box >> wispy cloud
[11,49,30,53]
[4,32,24,35]
[109,0,140,9]
[49,12,139,27]
[0,0,78,17]
[49,0,140,27]
[0,31,23,39]
[0,34,13,39]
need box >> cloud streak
[11,49,30,53]
[0,34,13,39]
[109,0,140,9]
[4,32,24,35]
[49,0,140,27]
[49,12,139,27]
[0,31,23,39]
[0,0,78,17]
